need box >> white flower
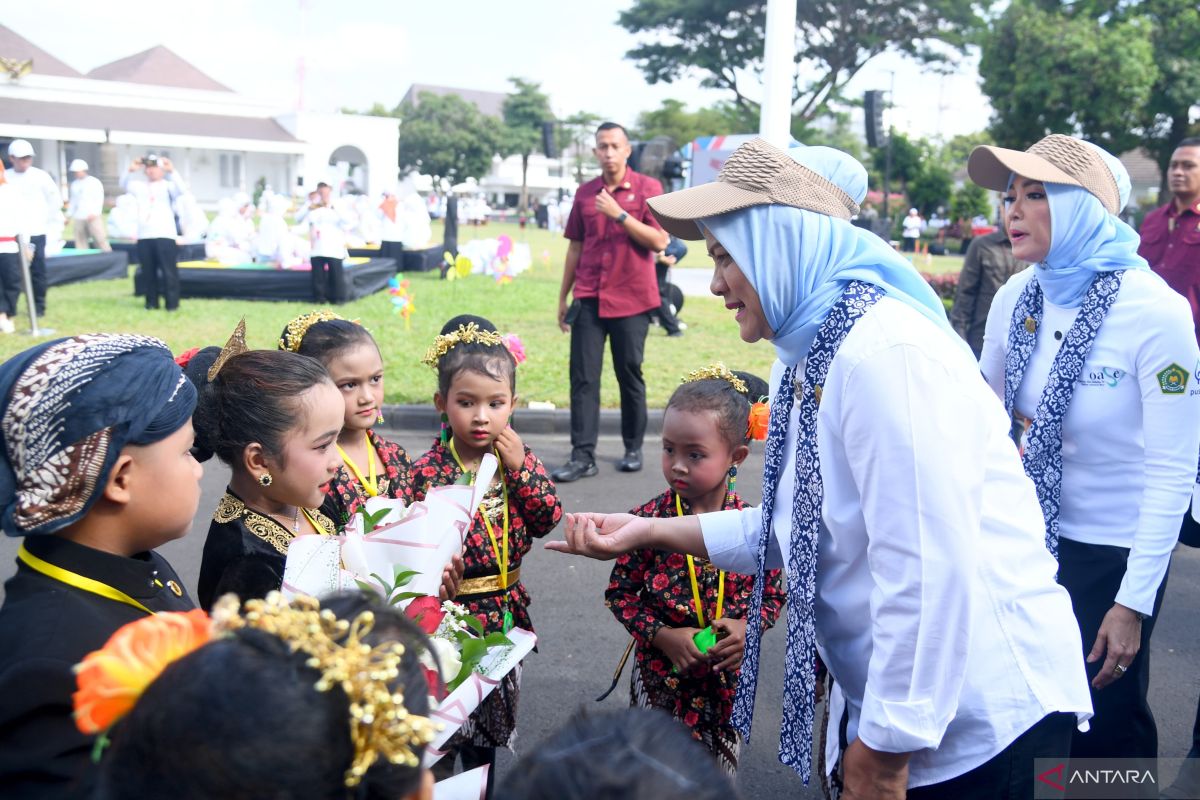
[425,636,462,683]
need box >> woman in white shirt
[0,160,32,333]
[547,139,1092,799]
[972,135,1200,764]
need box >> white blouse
[981,267,1200,615]
[700,297,1092,788]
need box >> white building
[0,25,398,206]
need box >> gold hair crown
[212,592,438,786]
[279,310,343,353]
[682,362,748,395]
[208,318,248,381]
[422,322,505,368]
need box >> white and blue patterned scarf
[733,280,883,783]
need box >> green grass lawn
[7,222,964,408]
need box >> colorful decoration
[443,251,473,281]
[502,333,526,366]
[747,401,769,441]
[388,276,415,329]
[496,234,512,260]
[73,609,214,735]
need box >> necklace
[337,432,379,497]
[675,492,725,627]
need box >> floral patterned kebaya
[410,439,562,748]
[320,430,414,530]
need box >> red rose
[622,606,637,620]
[423,665,447,701]
[684,711,700,727]
[651,574,669,591]
[421,466,437,477]
[665,553,685,570]
[403,596,446,634]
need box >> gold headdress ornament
[212,593,438,786]
[421,322,505,368]
[681,362,748,396]
[279,310,344,353]
[72,592,438,789]
[207,318,248,381]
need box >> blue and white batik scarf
[732,280,883,783]
[1003,271,1125,558]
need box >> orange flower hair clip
[73,609,213,736]
[747,400,769,441]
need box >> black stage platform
[133,257,397,302]
[347,244,441,272]
[46,249,130,287]
[111,240,207,265]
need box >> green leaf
[462,615,485,635]
[391,591,425,602]
[483,632,514,648]
[355,579,379,595]
[391,567,420,586]
[362,506,391,533]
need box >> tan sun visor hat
[647,138,860,240]
[967,134,1121,215]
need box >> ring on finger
[1113,663,1127,677]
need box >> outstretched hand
[544,512,650,560]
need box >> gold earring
[259,472,273,487]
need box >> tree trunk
[520,153,530,212]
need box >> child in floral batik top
[606,364,785,774]
[412,314,561,794]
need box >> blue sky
[7,0,991,140]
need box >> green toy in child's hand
[692,625,717,654]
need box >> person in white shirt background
[120,154,184,311]
[900,207,924,252]
[547,139,1093,800]
[66,159,110,252]
[973,135,1200,772]
[0,159,33,334]
[5,139,63,317]
[305,181,349,303]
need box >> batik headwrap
[0,334,197,536]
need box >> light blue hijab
[1025,142,1148,308]
[700,147,959,366]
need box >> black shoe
[617,450,643,472]
[667,330,684,337]
[551,459,598,482]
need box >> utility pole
[760,0,798,147]
[882,71,895,227]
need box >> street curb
[380,404,665,436]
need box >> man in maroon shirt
[553,123,670,482]
[1138,137,1200,344]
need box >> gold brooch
[1024,317,1037,334]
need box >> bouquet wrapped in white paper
[281,455,498,601]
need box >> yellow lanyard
[675,493,724,627]
[17,543,154,615]
[449,440,511,589]
[336,433,378,497]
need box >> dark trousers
[310,256,344,303]
[653,261,682,334]
[0,252,20,317]
[568,298,649,461]
[28,234,46,315]
[137,237,179,310]
[906,713,1076,799]
[1058,536,1167,760]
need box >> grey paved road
[2,424,1197,796]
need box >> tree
[562,111,602,184]
[634,99,750,148]
[500,78,553,211]
[908,163,953,217]
[950,182,990,223]
[870,129,925,194]
[393,92,499,186]
[977,0,1158,154]
[617,0,984,127]
[1123,0,1200,199]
